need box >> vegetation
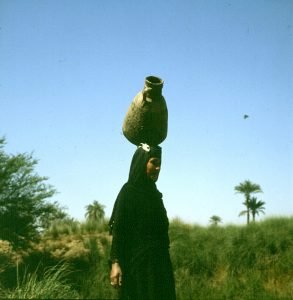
[209,215,222,226]
[235,180,264,224]
[249,197,266,222]
[0,217,292,299]
[85,200,105,223]
[0,137,69,249]
[170,217,293,299]
[5,263,79,299]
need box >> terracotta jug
[122,76,168,146]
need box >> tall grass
[77,235,118,299]
[45,219,81,238]
[1,216,292,299]
[5,263,79,299]
[170,217,293,299]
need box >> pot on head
[122,76,168,146]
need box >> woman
[109,143,176,300]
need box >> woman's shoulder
[116,183,139,200]
[119,182,135,193]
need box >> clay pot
[122,76,168,146]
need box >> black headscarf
[128,143,162,187]
[109,144,162,234]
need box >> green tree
[0,137,57,248]
[85,200,105,223]
[235,180,262,225]
[209,215,222,226]
[249,197,265,222]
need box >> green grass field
[1,217,292,299]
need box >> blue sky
[0,0,292,225]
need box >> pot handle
[142,87,152,102]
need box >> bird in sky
[243,114,249,119]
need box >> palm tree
[209,215,222,226]
[85,200,105,223]
[234,180,262,224]
[249,197,265,222]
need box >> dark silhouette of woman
[109,143,176,300]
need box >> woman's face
[146,157,161,182]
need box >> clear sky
[1,0,292,225]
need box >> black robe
[109,146,176,300]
